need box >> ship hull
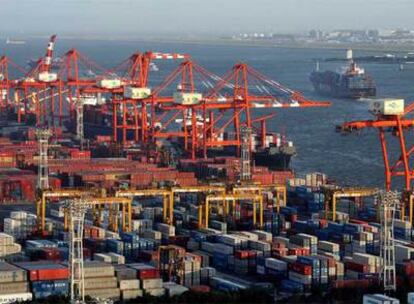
[310,71,376,99]
[207,147,294,171]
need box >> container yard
[0,34,413,304]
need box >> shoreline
[9,34,414,54]
[52,35,414,54]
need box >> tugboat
[310,49,376,99]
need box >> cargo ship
[5,37,26,45]
[206,132,296,171]
[253,139,296,171]
[310,50,376,99]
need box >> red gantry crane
[197,63,331,158]
[338,99,414,191]
[149,59,222,159]
[150,62,330,160]
[110,51,190,145]
[13,35,64,127]
[0,56,27,111]
[337,99,414,223]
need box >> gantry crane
[116,189,174,224]
[0,56,27,109]
[59,48,110,124]
[338,99,414,221]
[199,193,264,229]
[232,184,287,213]
[149,59,221,159]
[194,63,331,158]
[322,186,379,221]
[13,35,64,127]
[84,197,132,232]
[37,188,103,234]
[338,99,414,191]
[111,52,191,145]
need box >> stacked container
[13,261,68,299]
[0,262,31,302]
[3,212,37,240]
[129,263,164,297]
[83,261,120,300]
[0,233,21,258]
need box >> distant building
[309,29,324,41]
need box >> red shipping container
[96,135,112,142]
[333,279,370,289]
[288,248,310,256]
[289,262,312,275]
[235,250,257,259]
[190,285,211,293]
[139,250,160,262]
[70,150,91,159]
[14,262,69,281]
[272,248,288,258]
[136,268,160,279]
[38,248,61,261]
[345,261,368,273]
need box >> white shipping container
[252,230,272,242]
[163,282,189,297]
[249,240,271,252]
[352,253,379,266]
[265,258,287,271]
[0,293,32,304]
[145,288,165,297]
[173,92,202,105]
[318,241,340,253]
[105,231,120,239]
[10,212,27,220]
[0,234,14,245]
[142,230,162,240]
[107,252,125,264]
[363,294,400,304]
[131,219,153,233]
[217,234,243,246]
[94,253,112,263]
[394,219,411,229]
[201,242,216,254]
[273,237,290,246]
[369,99,405,116]
[124,86,151,99]
[98,79,122,89]
[141,278,163,290]
[122,289,143,300]
[238,231,259,241]
[156,223,175,236]
[38,71,58,82]
[212,243,233,255]
[119,279,140,291]
[289,271,312,285]
[297,233,318,245]
[395,244,414,263]
[256,265,266,275]
[0,244,21,257]
[408,292,414,304]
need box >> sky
[0,0,413,37]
